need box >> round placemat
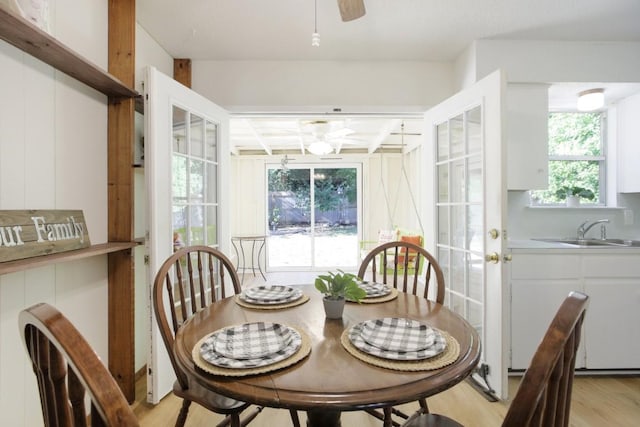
[235,294,310,310]
[340,327,460,371]
[348,287,399,304]
[193,327,311,377]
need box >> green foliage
[555,186,595,200]
[532,112,603,204]
[314,269,366,302]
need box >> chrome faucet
[577,219,610,240]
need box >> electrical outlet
[623,209,634,225]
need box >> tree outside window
[531,112,605,205]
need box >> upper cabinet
[616,92,640,193]
[506,83,549,190]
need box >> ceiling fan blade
[338,0,365,22]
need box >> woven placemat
[235,294,310,310]
[193,327,311,377]
[340,327,460,371]
[349,287,399,304]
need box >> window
[531,112,605,205]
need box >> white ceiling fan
[337,0,366,22]
[304,120,364,155]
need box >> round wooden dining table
[173,285,481,427]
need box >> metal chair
[358,241,446,426]
[19,302,139,427]
[402,291,589,427]
[153,245,300,427]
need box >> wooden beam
[174,58,192,88]
[108,0,136,403]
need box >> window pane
[549,112,601,156]
[437,122,449,161]
[450,115,464,158]
[190,115,204,157]
[172,155,187,200]
[206,120,218,162]
[173,107,187,154]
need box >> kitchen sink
[533,238,640,247]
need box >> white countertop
[508,239,640,252]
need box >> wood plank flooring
[135,272,640,426]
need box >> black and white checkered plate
[212,322,293,359]
[348,318,446,361]
[200,323,301,368]
[240,285,303,305]
[360,317,435,352]
[359,282,392,298]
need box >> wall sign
[0,210,90,262]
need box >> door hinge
[144,255,149,265]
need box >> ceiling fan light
[311,32,320,47]
[577,88,604,111]
[308,141,333,155]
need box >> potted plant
[555,186,595,207]
[315,270,366,319]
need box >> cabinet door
[584,280,640,369]
[506,83,549,190]
[511,279,584,369]
[616,92,640,193]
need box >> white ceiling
[137,0,640,155]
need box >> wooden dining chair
[19,302,139,427]
[401,291,590,427]
[153,245,300,427]
[357,241,446,426]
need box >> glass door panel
[267,165,359,270]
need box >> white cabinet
[510,253,584,369]
[506,83,549,190]
[510,250,640,370]
[616,92,640,193]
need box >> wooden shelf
[0,6,139,99]
[0,242,139,276]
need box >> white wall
[192,60,454,111]
[0,2,110,426]
[475,40,640,83]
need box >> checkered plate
[241,285,303,305]
[360,317,435,352]
[200,323,302,369]
[212,322,293,359]
[359,282,392,298]
[348,318,446,361]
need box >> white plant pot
[322,296,345,319]
[566,195,581,207]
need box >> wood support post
[174,58,192,88]
[108,0,136,402]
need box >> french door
[144,66,230,403]
[424,70,508,399]
[266,164,361,270]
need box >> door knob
[503,254,512,262]
[485,252,500,264]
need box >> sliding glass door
[267,164,360,270]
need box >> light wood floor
[134,272,640,426]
